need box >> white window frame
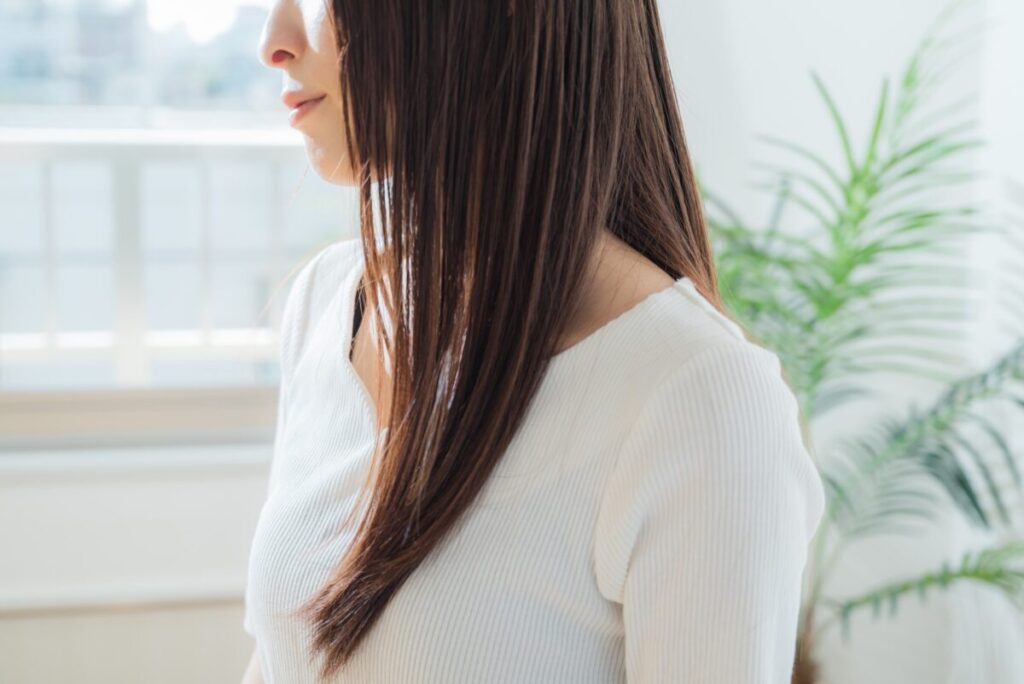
[0,128,319,449]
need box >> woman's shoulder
[277,236,363,373]
[605,277,823,529]
[636,276,786,385]
[592,303,826,604]
[289,236,363,298]
[646,292,805,471]
[281,236,362,328]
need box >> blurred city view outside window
[0,0,354,397]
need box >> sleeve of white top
[262,257,308,500]
[263,240,353,498]
[243,321,292,640]
[592,342,826,683]
[243,241,351,637]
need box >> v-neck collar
[339,253,382,439]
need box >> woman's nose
[257,2,303,70]
[266,48,291,66]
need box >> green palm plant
[701,2,1024,681]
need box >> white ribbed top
[243,237,826,683]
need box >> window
[0,0,356,447]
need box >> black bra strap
[350,277,366,359]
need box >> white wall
[0,445,270,682]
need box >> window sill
[0,385,279,451]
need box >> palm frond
[996,179,1024,340]
[823,340,1024,534]
[709,7,992,420]
[821,541,1024,641]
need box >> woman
[243,1,826,682]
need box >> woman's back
[243,237,826,682]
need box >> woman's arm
[240,648,263,684]
[592,343,826,682]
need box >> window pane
[282,161,356,249]
[0,0,343,394]
[211,256,274,329]
[0,263,47,333]
[53,161,113,255]
[0,161,44,254]
[210,161,272,252]
[56,259,114,331]
[142,162,203,252]
[0,0,280,116]
[145,259,202,330]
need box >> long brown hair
[297,1,721,676]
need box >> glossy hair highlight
[296,1,722,676]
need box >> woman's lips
[289,95,326,127]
